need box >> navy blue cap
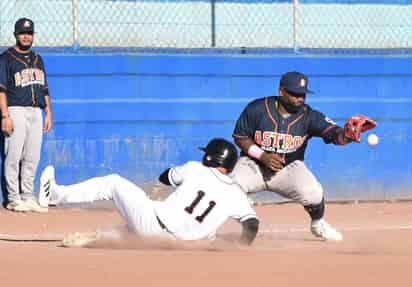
[14,18,34,34]
[279,71,313,94]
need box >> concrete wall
[2,52,412,202]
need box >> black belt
[156,215,167,230]
[156,214,175,237]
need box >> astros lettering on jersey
[0,48,49,108]
[234,96,340,165]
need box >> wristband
[247,144,264,160]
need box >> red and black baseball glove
[344,115,377,143]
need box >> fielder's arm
[43,94,53,133]
[240,217,259,245]
[233,136,255,153]
[0,91,8,117]
[332,127,352,145]
[234,136,285,171]
[0,91,13,135]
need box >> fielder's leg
[266,160,342,241]
[4,107,28,211]
[20,108,46,212]
[230,156,266,194]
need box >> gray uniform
[4,107,43,202]
[0,46,50,203]
[231,96,339,206]
[230,71,346,241]
[231,157,323,206]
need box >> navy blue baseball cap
[279,71,314,94]
[14,18,34,34]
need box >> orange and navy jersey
[233,96,340,165]
[0,47,49,109]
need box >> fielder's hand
[344,115,377,143]
[260,152,285,172]
[1,117,14,136]
[43,111,52,133]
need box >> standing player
[38,138,259,245]
[0,18,52,212]
[231,71,376,241]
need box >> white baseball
[367,133,379,146]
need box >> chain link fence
[0,0,411,51]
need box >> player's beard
[15,38,32,51]
[279,96,303,113]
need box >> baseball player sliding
[231,71,376,241]
[38,138,259,246]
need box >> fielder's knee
[301,183,323,206]
[304,197,325,220]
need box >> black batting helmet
[199,138,238,172]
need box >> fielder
[231,71,376,241]
[38,138,259,246]
[0,18,52,212]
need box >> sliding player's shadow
[68,227,248,252]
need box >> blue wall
[3,52,412,202]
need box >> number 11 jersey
[154,161,257,241]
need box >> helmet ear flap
[202,154,219,168]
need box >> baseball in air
[367,133,379,146]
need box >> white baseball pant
[51,174,173,239]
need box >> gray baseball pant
[4,106,43,202]
[230,156,323,206]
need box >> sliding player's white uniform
[45,161,257,241]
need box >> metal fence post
[211,0,216,47]
[293,0,299,53]
[72,0,79,48]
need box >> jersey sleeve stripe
[264,97,278,131]
[233,134,249,138]
[7,51,28,67]
[321,125,337,137]
[0,84,7,92]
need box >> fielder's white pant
[51,174,172,239]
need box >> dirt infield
[0,202,411,287]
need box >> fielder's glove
[344,115,377,143]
